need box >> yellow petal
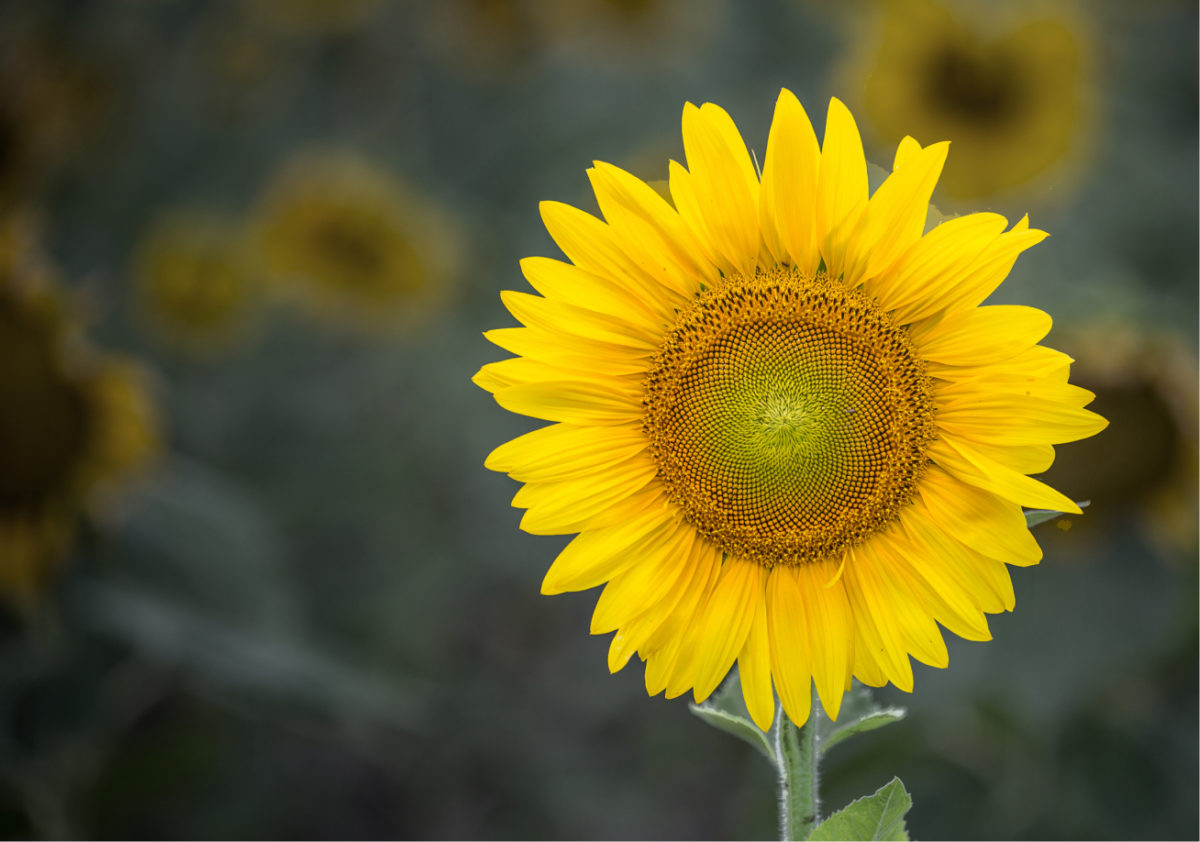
[692,556,768,702]
[816,98,869,279]
[892,135,923,171]
[917,466,1041,567]
[937,394,1109,446]
[961,439,1056,475]
[473,357,537,392]
[485,423,647,481]
[608,539,711,673]
[520,256,664,329]
[842,545,914,691]
[916,305,1052,366]
[667,160,727,272]
[911,522,1016,615]
[877,524,993,642]
[934,371,1095,407]
[513,458,658,535]
[794,561,853,719]
[679,102,762,277]
[862,544,949,670]
[539,200,683,316]
[641,539,723,696]
[501,290,658,350]
[765,565,814,727]
[540,503,677,594]
[759,89,821,273]
[737,587,775,731]
[930,435,1081,514]
[482,327,650,375]
[844,140,950,286]
[591,522,696,633]
[936,219,1048,315]
[866,213,1009,321]
[493,379,641,426]
[586,161,717,294]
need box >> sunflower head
[476,91,1107,730]
[133,210,259,356]
[254,151,454,332]
[0,220,160,605]
[849,0,1089,200]
[1043,324,1197,555]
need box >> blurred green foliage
[0,0,1195,838]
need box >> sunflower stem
[774,690,821,841]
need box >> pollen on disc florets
[642,268,936,566]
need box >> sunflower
[133,209,259,356]
[422,0,542,80]
[475,91,1107,730]
[530,0,720,67]
[846,0,1089,201]
[254,151,453,332]
[1043,323,1197,557]
[0,9,113,211]
[0,218,159,605]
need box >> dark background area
[0,0,1196,838]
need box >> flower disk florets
[642,269,936,566]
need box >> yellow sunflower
[254,151,454,332]
[0,219,159,605]
[133,210,259,356]
[846,0,1090,201]
[1043,323,1197,557]
[474,91,1107,730]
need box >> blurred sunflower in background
[422,0,543,79]
[424,0,720,78]
[1044,323,1198,557]
[0,217,159,607]
[253,151,455,333]
[532,0,721,67]
[245,0,385,39]
[0,7,113,212]
[844,0,1090,202]
[133,210,260,358]
[476,92,1107,730]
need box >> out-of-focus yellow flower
[253,152,455,332]
[531,0,720,66]
[0,217,160,606]
[422,0,542,80]
[246,0,385,37]
[1044,324,1198,558]
[845,0,1090,202]
[0,9,113,210]
[133,210,259,357]
[425,0,720,78]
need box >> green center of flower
[643,270,935,566]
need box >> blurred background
[0,0,1195,838]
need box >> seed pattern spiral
[642,269,936,566]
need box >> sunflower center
[643,270,935,566]
[927,43,1020,124]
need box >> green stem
[774,691,822,841]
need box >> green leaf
[1025,500,1089,528]
[819,682,906,755]
[689,670,776,762]
[808,777,913,841]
